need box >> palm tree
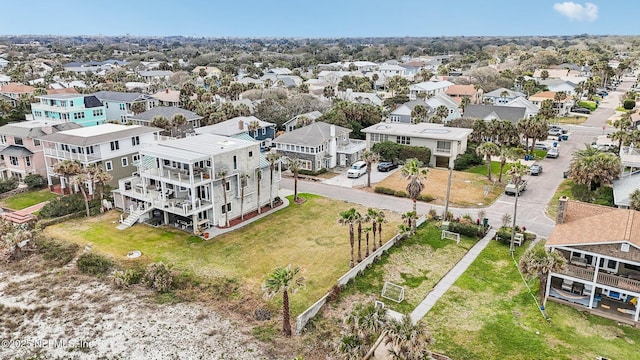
[239,173,249,220]
[383,315,433,360]
[339,302,387,358]
[630,189,640,211]
[460,96,471,113]
[150,115,171,134]
[217,168,230,227]
[53,159,82,195]
[376,211,386,248]
[262,265,305,337]
[401,159,428,219]
[475,142,500,181]
[506,161,529,187]
[367,208,379,252]
[361,151,380,188]
[130,102,146,115]
[410,104,428,124]
[401,211,418,235]
[434,105,449,123]
[471,119,488,143]
[569,152,621,191]
[247,120,260,137]
[69,170,92,217]
[255,169,263,214]
[266,153,281,207]
[86,163,112,200]
[498,147,525,183]
[363,226,373,258]
[339,208,360,267]
[286,157,303,203]
[519,244,566,307]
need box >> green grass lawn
[466,161,512,181]
[43,193,401,315]
[339,222,477,314]
[547,179,573,220]
[0,189,59,210]
[426,241,640,359]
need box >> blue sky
[0,1,637,38]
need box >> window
[221,203,232,214]
[599,258,618,271]
[249,151,253,157]
[132,154,140,162]
[436,141,451,153]
[261,128,266,135]
[396,136,411,145]
[225,181,230,191]
[86,146,94,154]
[120,115,127,123]
[93,109,103,117]
[119,104,126,111]
[0,135,6,144]
[69,100,74,107]
[110,140,120,151]
[26,157,31,166]
[33,139,40,146]
[105,103,109,108]
[121,157,128,167]
[233,155,237,170]
[371,133,389,143]
[622,243,630,252]
[14,137,23,146]
[105,161,113,171]
[9,156,18,166]
[131,136,140,146]
[73,112,85,120]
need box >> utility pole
[443,167,453,221]
[510,180,520,256]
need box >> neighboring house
[194,116,276,148]
[334,89,383,106]
[529,91,574,116]
[400,60,427,77]
[129,106,203,129]
[31,94,106,127]
[362,122,472,168]
[482,88,526,105]
[379,64,406,77]
[539,79,578,95]
[191,66,222,78]
[409,80,454,100]
[93,91,157,124]
[265,67,292,76]
[151,89,181,107]
[236,77,263,87]
[112,133,279,235]
[445,84,482,104]
[462,104,526,123]
[317,70,361,85]
[39,124,159,193]
[545,197,640,324]
[0,82,35,102]
[388,99,431,124]
[613,173,640,208]
[425,93,462,123]
[273,122,366,170]
[0,58,8,68]
[283,111,323,132]
[503,97,539,118]
[0,74,11,86]
[533,68,582,80]
[139,70,173,83]
[0,120,81,180]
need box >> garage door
[435,156,449,168]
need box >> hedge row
[374,186,435,202]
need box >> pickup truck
[505,180,527,196]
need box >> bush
[571,184,614,206]
[374,186,433,203]
[77,253,113,276]
[417,194,435,202]
[495,228,513,245]
[143,262,175,293]
[298,168,328,176]
[372,141,431,164]
[35,237,79,266]
[23,174,46,189]
[578,101,597,111]
[448,221,484,238]
[454,145,484,171]
[113,268,144,288]
[623,99,636,110]
[374,186,398,196]
[0,177,18,194]
[38,194,102,218]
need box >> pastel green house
[31,94,107,127]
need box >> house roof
[129,107,202,122]
[462,104,526,122]
[529,91,572,101]
[0,145,33,157]
[139,70,173,77]
[194,116,274,137]
[539,79,577,88]
[283,111,324,127]
[410,80,454,92]
[273,122,351,147]
[446,84,477,96]
[503,97,539,113]
[38,124,159,146]
[92,90,154,103]
[47,88,79,95]
[613,173,640,207]
[0,83,34,94]
[0,120,81,138]
[483,88,525,98]
[141,133,257,162]
[151,90,181,103]
[546,200,640,247]
[362,122,472,141]
[426,93,459,109]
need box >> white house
[409,80,454,100]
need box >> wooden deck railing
[556,264,640,293]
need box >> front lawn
[426,241,640,359]
[555,116,587,125]
[42,193,401,315]
[547,179,573,220]
[466,161,512,181]
[0,189,59,210]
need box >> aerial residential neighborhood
[2,1,640,359]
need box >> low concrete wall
[0,186,28,200]
[296,215,427,334]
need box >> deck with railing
[140,167,213,186]
[556,264,640,293]
[117,185,213,217]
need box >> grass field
[547,179,573,220]
[0,189,59,210]
[426,240,640,359]
[466,161,513,181]
[42,193,401,314]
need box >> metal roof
[129,106,202,122]
[139,133,257,162]
[38,124,160,146]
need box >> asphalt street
[280,76,636,238]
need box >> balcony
[434,147,452,155]
[556,264,640,293]
[337,139,366,155]
[44,147,102,162]
[140,167,213,186]
[116,184,213,217]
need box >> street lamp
[443,167,453,220]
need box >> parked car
[347,161,368,178]
[534,142,551,151]
[505,180,527,196]
[571,107,591,114]
[530,164,543,176]
[546,148,559,158]
[548,128,563,136]
[377,161,398,172]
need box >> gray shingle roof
[273,122,351,146]
[0,145,33,157]
[462,104,526,123]
[38,124,160,146]
[129,107,202,122]
[0,121,81,138]
[92,91,153,103]
[195,116,274,137]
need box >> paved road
[280,77,635,238]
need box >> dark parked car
[529,164,543,176]
[571,107,591,114]
[377,162,398,172]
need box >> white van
[347,161,367,178]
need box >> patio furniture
[561,279,574,292]
[572,282,584,295]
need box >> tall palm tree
[255,169,263,214]
[410,104,428,124]
[518,244,566,307]
[383,315,433,360]
[53,159,82,195]
[286,157,303,203]
[401,159,428,231]
[266,153,281,208]
[361,151,380,188]
[376,211,386,248]
[569,152,621,191]
[506,161,529,187]
[363,226,373,258]
[498,147,525,183]
[70,171,92,217]
[339,208,359,268]
[216,168,230,227]
[239,173,249,220]
[86,163,112,200]
[434,105,449,123]
[262,265,305,337]
[475,142,500,181]
[367,208,379,252]
[460,96,471,113]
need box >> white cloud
[553,2,598,22]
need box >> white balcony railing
[43,148,102,162]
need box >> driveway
[321,166,399,188]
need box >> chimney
[238,120,244,130]
[557,196,568,224]
[165,88,169,94]
[330,124,335,138]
